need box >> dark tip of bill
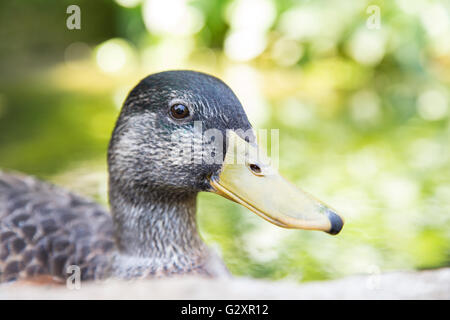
[326,210,344,235]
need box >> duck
[0,70,343,284]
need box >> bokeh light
[142,0,204,36]
[95,38,136,74]
[224,0,275,61]
[346,28,387,66]
[417,88,449,121]
[115,0,141,8]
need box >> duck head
[108,71,343,245]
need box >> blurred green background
[0,0,449,282]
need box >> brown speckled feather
[0,172,115,283]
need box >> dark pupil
[171,104,189,119]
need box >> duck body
[0,172,226,283]
[0,172,115,282]
[0,70,343,284]
[0,71,241,283]
[0,70,250,283]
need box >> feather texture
[0,171,115,283]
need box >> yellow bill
[209,131,344,235]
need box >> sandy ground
[1,268,449,300]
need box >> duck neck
[109,186,206,261]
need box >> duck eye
[170,104,190,119]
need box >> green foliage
[0,0,449,282]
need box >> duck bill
[209,131,344,235]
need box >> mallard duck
[0,70,343,284]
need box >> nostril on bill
[248,163,263,175]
